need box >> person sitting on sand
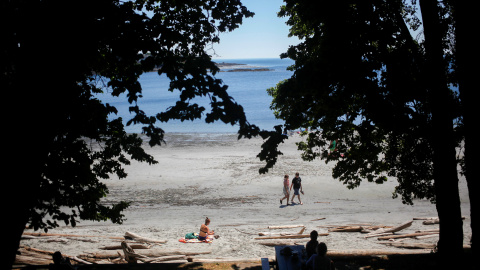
[305,230,319,259]
[280,174,290,205]
[199,217,214,241]
[306,242,335,270]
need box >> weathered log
[101,244,151,250]
[415,229,440,233]
[328,226,363,232]
[255,233,328,240]
[379,242,436,249]
[23,231,123,240]
[258,232,294,236]
[15,255,52,265]
[124,231,167,244]
[257,240,307,246]
[364,221,412,238]
[22,246,56,255]
[377,232,439,240]
[153,259,189,264]
[327,249,431,257]
[122,241,146,263]
[364,232,394,239]
[422,216,465,225]
[258,230,306,236]
[381,220,413,233]
[189,258,265,263]
[422,219,440,225]
[70,256,92,264]
[268,225,304,229]
[415,234,439,240]
[87,249,211,259]
[144,255,187,262]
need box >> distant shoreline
[148,62,272,72]
[215,62,272,72]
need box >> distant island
[145,61,272,72]
[215,62,272,72]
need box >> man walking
[290,172,303,205]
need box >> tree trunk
[452,0,477,255]
[419,0,464,257]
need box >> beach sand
[20,133,471,262]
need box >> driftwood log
[23,232,124,240]
[329,226,364,232]
[379,242,436,249]
[120,241,191,264]
[257,240,307,246]
[255,233,328,240]
[268,225,305,229]
[327,249,431,257]
[101,243,151,250]
[377,231,439,240]
[189,257,270,263]
[259,227,307,236]
[86,249,211,259]
[416,216,465,225]
[364,221,413,238]
[124,231,167,244]
[121,241,145,263]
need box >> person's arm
[206,225,214,235]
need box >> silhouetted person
[49,251,74,269]
[306,242,335,270]
[305,230,319,259]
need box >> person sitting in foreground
[198,217,215,241]
[306,230,319,259]
[306,242,335,270]
[49,251,74,270]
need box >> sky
[210,0,301,60]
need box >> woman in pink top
[280,174,290,205]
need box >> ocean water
[99,58,295,133]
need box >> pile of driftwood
[252,224,329,247]
[16,231,209,266]
[252,217,450,253]
[323,217,443,250]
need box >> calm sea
[99,58,295,133]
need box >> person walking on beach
[280,174,290,205]
[306,242,335,270]
[290,172,303,205]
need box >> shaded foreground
[14,250,474,270]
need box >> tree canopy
[261,0,468,256]
[3,0,256,267]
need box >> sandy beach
[20,132,471,262]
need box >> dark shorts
[294,188,300,195]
